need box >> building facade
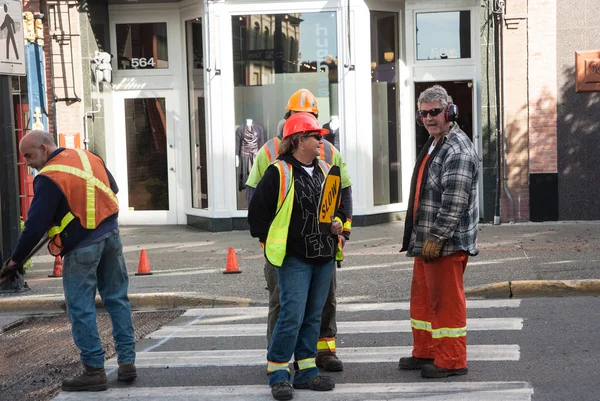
[16,0,600,230]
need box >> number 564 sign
[131,57,156,69]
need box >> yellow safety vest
[265,159,337,267]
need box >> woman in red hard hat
[248,112,348,400]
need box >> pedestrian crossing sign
[0,0,25,75]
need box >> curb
[2,279,599,313]
[0,292,254,314]
[465,279,600,299]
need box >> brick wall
[502,0,530,221]
[527,0,557,174]
[45,1,84,140]
[501,0,558,222]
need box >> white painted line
[33,241,217,263]
[348,237,395,244]
[336,257,529,272]
[51,382,534,401]
[182,299,521,317]
[149,318,523,338]
[105,344,519,368]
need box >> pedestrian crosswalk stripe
[182,299,521,317]
[51,381,534,401]
[149,318,523,338]
[105,344,519,369]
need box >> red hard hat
[283,113,328,139]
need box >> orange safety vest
[38,149,119,256]
[263,137,335,166]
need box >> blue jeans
[62,229,135,368]
[267,256,334,387]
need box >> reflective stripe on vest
[47,212,76,238]
[264,137,281,163]
[320,140,335,165]
[335,236,344,261]
[265,160,331,267]
[343,218,352,235]
[295,357,316,371]
[267,361,290,373]
[317,337,336,353]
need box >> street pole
[0,74,26,293]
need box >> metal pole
[0,74,26,293]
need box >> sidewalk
[2,220,600,330]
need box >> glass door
[112,91,177,224]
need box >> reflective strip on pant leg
[432,326,467,339]
[267,361,290,373]
[317,337,336,353]
[411,318,432,332]
[296,357,316,370]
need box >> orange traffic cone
[135,249,153,276]
[48,256,63,278]
[224,247,242,274]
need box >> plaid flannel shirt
[401,123,480,257]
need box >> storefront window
[232,12,339,210]
[186,19,208,209]
[116,22,169,70]
[124,98,169,211]
[416,11,471,60]
[371,11,401,206]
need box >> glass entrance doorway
[414,81,474,155]
[112,91,177,224]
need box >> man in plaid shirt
[398,85,480,379]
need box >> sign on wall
[0,0,25,75]
[575,50,600,93]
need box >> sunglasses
[418,108,444,118]
[304,133,323,140]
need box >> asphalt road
[48,296,600,401]
[17,221,600,304]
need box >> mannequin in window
[236,118,265,191]
[323,115,340,149]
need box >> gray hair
[417,85,453,108]
[28,130,57,147]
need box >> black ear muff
[415,110,424,126]
[445,104,459,122]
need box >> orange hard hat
[283,113,328,139]
[285,89,319,113]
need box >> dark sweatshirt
[11,148,118,263]
[248,153,347,265]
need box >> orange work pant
[409,251,468,370]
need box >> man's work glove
[0,259,25,283]
[421,235,445,262]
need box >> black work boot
[315,353,344,372]
[61,364,108,392]
[421,364,468,378]
[293,375,335,391]
[118,363,137,381]
[271,382,294,400]
[398,356,434,370]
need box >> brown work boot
[118,363,137,381]
[315,353,344,372]
[61,364,108,392]
[421,364,468,378]
[398,356,434,370]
